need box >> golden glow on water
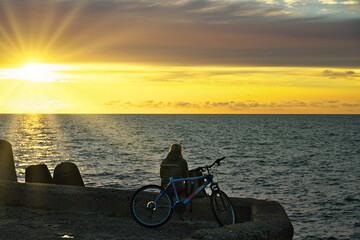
[9,114,60,176]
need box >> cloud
[257,0,279,5]
[105,99,360,111]
[343,103,360,107]
[283,0,305,8]
[323,69,359,80]
[319,0,359,4]
[104,100,121,106]
[6,100,71,111]
[0,0,359,67]
[319,0,338,4]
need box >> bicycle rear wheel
[130,184,172,228]
[210,190,236,226]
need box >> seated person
[160,142,189,196]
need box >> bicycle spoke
[130,185,172,228]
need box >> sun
[1,63,69,82]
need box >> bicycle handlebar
[197,157,226,172]
[215,156,225,165]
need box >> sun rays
[0,0,100,65]
[1,63,70,82]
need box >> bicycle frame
[155,173,213,209]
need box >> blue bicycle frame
[155,174,213,208]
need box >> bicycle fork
[210,182,220,193]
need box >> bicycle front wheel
[211,190,236,226]
[130,184,172,228]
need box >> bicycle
[130,157,236,228]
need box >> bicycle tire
[210,190,236,226]
[130,184,172,228]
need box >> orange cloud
[104,99,360,112]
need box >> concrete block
[25,164,53,184]
[53,162,84,187]
[0,140,17,182]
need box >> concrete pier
[0,181,293,239]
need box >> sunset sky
[0,0,359,113]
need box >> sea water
[0,114,359,239]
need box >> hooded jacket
[160,151,189,193]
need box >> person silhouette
[160,142,189,196]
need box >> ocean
[0,114,359,239]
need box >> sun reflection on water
[9,114,61,180]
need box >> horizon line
[0,113,359,115]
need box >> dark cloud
[342,103,360,107]
[323,69,359,79]
[0,0,359,67]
